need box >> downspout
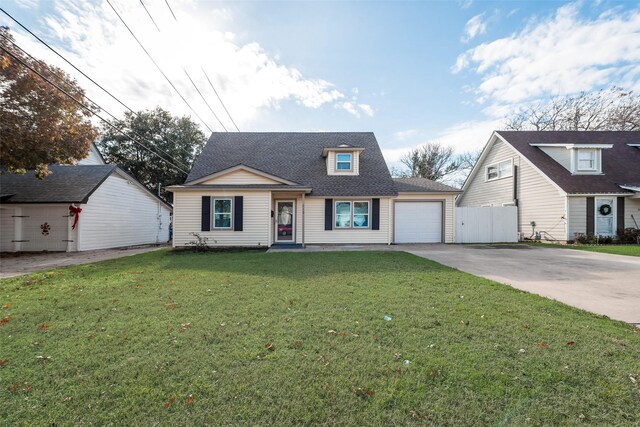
[301,192,306,248]
[156,183,161,244]
[513,164,519,238]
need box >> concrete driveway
[0,245,167,279]
[403,244,640,324]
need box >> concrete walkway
[0,245,167,279]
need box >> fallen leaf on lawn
[163,396,176,409]
[265,342,275,351]
[63,396,73,402]
[567,341,575,346]
[23,385,32,392]
[292,340,302,349]
[537,342,549,348]
[179,322,192,331]
[8,384,17,393]
[460,320,469,325]
[35,355,52,360]
[630,374,637,384]
[339,332,348,337]
[0,316,11,326]
[167,325,174,332]
[0,359,9,366]
[134,285,141,289]
[185,394,195,405]
[396,367,402,375]
[327,330,337,335]
[353,387,375,399]
[165,303,177,309]
[518,348,526,354]
[37,322,49,331]
[1,304,11,309]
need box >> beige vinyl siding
[199,169,281,185]
[393,193,456,243]
[78,173,170,250]
[567,197,586,239]
[77,146,105,165]
[625,197,640,229]
[304,197,390,244]
[173,190,270,247]
[539,146,571,171]
[457,139,516,207]
[326,151,360,176]
[517,159,566,240]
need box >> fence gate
[455,206,518,243]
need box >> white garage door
[21,206,69,251]
[395,202,442,243]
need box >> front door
[275,200,295,243]
[595,198,615,236]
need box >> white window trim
[576,149,597,172]
[334,200,371,229]
[336,153,353,172]
[485,159,513,182]
[213,198,233,229]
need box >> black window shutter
[201,196,211,231]
[371,198,380,230]
[586,197,594,234]
[325,199,333,230]
[617,197,625,232]
[234,196,243,231]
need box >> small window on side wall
[213,198,232,229]
[486,160,512,181]
[336,153,352,171]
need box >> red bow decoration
[69,205,82,230]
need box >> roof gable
[186,132,397,197]
[189,165,298,185]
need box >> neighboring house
[457,131,640,242]
[168,132,460,248]
[0,145,172,252]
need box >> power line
[133,1,240,132]
[202,67,240,132]
[183,68,228,131]
[1,35,190,170]
[105,0,216,133]
[139,0,160,32]
[0,44,190,175]
[164,0,177,21]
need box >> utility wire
[202,67,240,131]
[139,0,160,32]
[183,68,227,131]
[105,0,215,133]
[164,0,177,21]
[134,1,240,132]
[1,36,190,170]
[0,44,189,175]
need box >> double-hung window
[577,150,596,171]
[335,201,369,228]
[213,198,232,229]
[486,160,512,181]
[336,153,352,171]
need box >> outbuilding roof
[496,131,640,194]
[186,132,398,197]
[393,177,461,193]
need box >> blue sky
[2,0,639,168]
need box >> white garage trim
[393,199,445,244]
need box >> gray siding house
[457,131,640,242]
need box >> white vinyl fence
[455,206,518,243]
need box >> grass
[1,250,639,426]
[525,242,640,257]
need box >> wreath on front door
[599,204,612,216]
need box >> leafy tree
[97,107,205,202]
[0,26,98,178]
[505,87,640,131]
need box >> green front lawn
[1,250,639,426]
[526,242,640,257]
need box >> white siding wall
[199,169,281,185]
[304,197,390,244]
[457,139,516,207]
[78,173,171,251]
[539,147,571,171]
[77,145,105,165]
[0,206,15,251]
[625,197,640,229]
[393,193,456,243]
[567,197,586,239]
[173,190,270,247]
[326,151,360,176]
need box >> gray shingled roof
[497,131,640,194]
[0,165,116,203]
[186,132,398,196]
[393,177,461,193]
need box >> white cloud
[453,2,640,106]
[14,0,39,9]
[462,13,487,42]
[338,101,374,118]
[340,101,359,117]
[1,0,374,131]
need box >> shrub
[616,228,640,244]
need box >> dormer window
[577,149,596,171]
[336,153,352,171]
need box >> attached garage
[394,201,443,243]
[392,178,461,244]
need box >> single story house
[457,131,640,241]
[0,145,172,252]
[168,132,460,248]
